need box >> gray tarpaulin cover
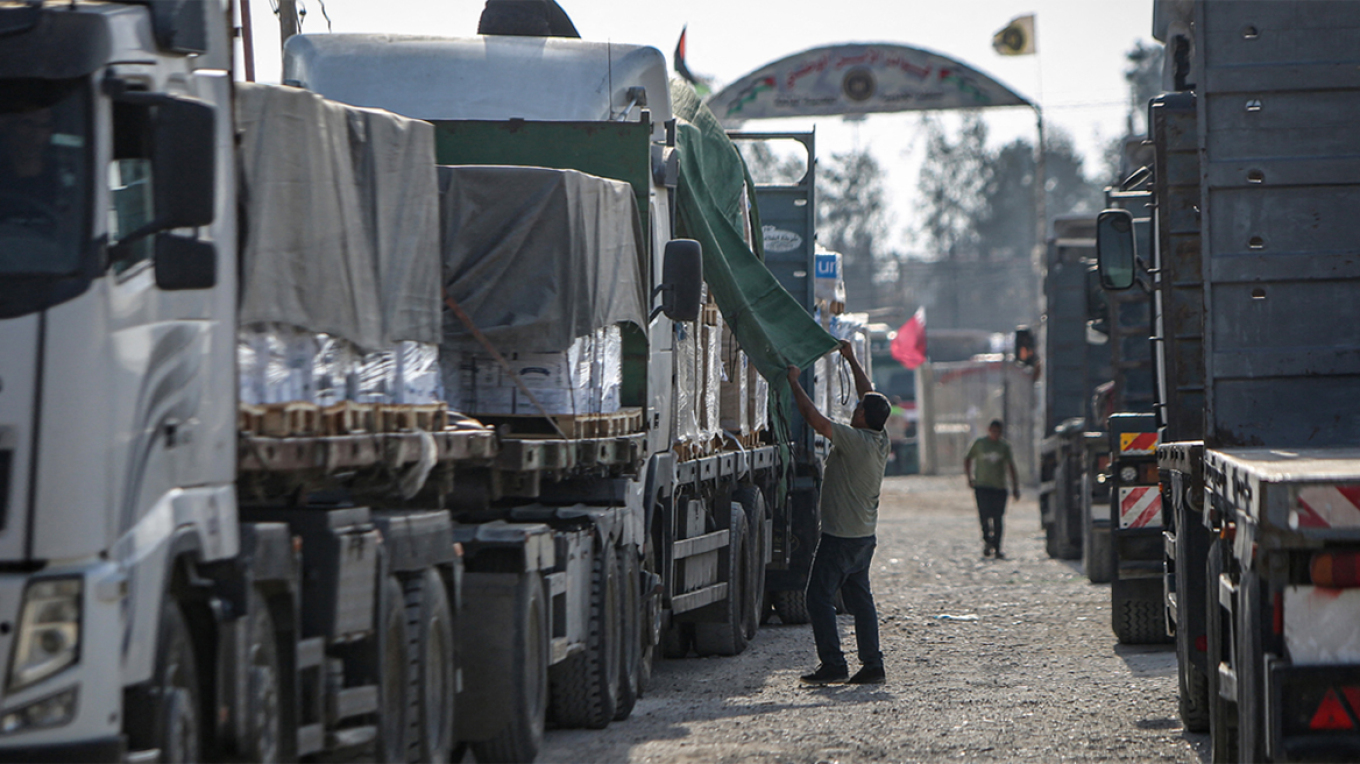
[236,83,440,350]
[437,165,646,353]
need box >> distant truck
[0,2,836,761]
[1100,1,1360,758]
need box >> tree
[915,112,991,260]
[818,150,889,307]
[1124,40,1164,135]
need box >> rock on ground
[534,475,1210,763]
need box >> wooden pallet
[701,304,722,326]
[238,404,266,435]
[321,401,378,435]
[672,434,720,462]
[732,427,766,450]
[379,403,449,433]
[253,402,321,437]
[475,407,644,439]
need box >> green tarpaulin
[670,79,839,381]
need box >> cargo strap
[443,291,572,441]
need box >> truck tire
[1112,579,1172,644]
[404,568,456,764]
[639,540,660,689]
[1173,499,1210,733]
[1179,664,1211,734]
[1083,522,1114,584]
[693,509,750,656]
[733,486,767,642]
[470,573,548,763]
[378,575,411,764]
[1235,565,1267,762]
[550,541,621,728]
[773,590,811,625]
[1206,540,1238,764]
[127,599,201,764]
[244,588,284,764]
[614,547,641,721]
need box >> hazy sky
[241,0,1157,252]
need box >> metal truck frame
[0,4,823,761]
[1099,2,1360,759]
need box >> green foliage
[916,114,1101,261]
[819,150,889,306]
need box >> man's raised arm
[839,340,874,399]
[787,365,835,439]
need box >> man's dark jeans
[975,486,1008,552]
[807,533,882,671]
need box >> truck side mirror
[155,233,217,290]
[660,239,703,322]
[152,95,216,229]
[1096,209,1137,291]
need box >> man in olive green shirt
[787,341,891,685]
[964,419,1020,559]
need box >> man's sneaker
[983,544,994,558]
[846,665,886,685]
[800,664,849,685]
[994,550,1006,560]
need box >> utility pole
[278,0,300,54]
[239,0,256,81]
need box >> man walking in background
[965,419,1020,559]
[787,340,891,685]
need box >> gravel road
[537,475,1211,763]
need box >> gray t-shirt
[819,422,891,538]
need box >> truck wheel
[133,600,201,764]
[639,540,660,690]
[244,589,284,763]
[378,575,411,764]
[404,568,456,764]
[1206,540,1238,764]
[470,572,548,763]
[1179,664,1211,733]
[773,590,811,625]
[614,547,641,721]
[1083,522,1113,584]
[550,541,621,728]
[1235,565,1267,762]
[733,486,767,642]
[693,509,750,656]
[1112,579,1171,644]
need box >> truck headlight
[8,579,81,693]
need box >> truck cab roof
[283,33,672,139]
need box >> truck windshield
[0,78,89,276]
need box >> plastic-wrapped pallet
[720,325,749,434]
[674,322,701,443]
[590,325,623,415]
[439,327,618,416]
[701,321,723,436]
[396,342,441,404]
[313,335,359,406]
[237,324,318,405]
[748,362,769,433]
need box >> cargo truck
[0,2,841,761]
[1099,1,1360,758]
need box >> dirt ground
[537,475,1211,763]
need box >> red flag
[891,307,927,370]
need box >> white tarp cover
[235,83,441,351]
[437,165,646,353]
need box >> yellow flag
[993,14,1036,56]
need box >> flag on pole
[674,26,711,95]
[891,307,927,370]
[993,14,1036,56]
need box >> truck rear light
[1310,688,1360,731]
[1311,552,1360,588]
[1194,634,1207,652]
[1096,455,1110,473]
[1140,463,1159,484]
